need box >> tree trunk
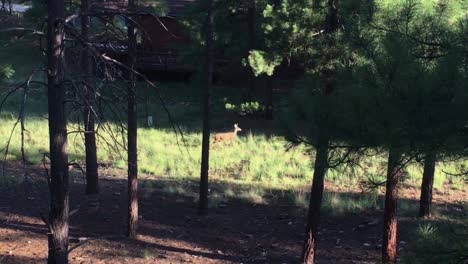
[198,0,214,216]
[265,76,274,120]
[47,0,69,262]
[302,135,329,264]
[244,0,256,102]
[126,0,138,239]
[302,2,340,263]
[81,0,99,195]
[382,148,402,264]
[419,151,436,218]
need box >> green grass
[0,112,467,192]
[0,116,315,188]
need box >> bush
[225,101,265,115]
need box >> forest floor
[0,162,466,264]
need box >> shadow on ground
[0,164,466,263]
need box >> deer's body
[213,124,242,145]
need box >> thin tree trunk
[302,2,340,263]
[265,76,274,120]
[419,151,436,218]
[302,134,329,264]
[245,0,256,102]
[126,0,138,239]
[198,0,214,216]
[47,0,69,262]
[382,148,402,264]
[81,0,99,195]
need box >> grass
[0,104,466,193]
[401,221,468,264]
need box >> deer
[213,124,242,145]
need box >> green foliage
[0,64,15,80]
[417,223,438,237]
[225,101,265,115]
[245,50,282,76]
[180,0,270,82]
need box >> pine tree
[46,0,70,262]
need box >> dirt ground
[0,163,466,264]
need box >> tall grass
[1,115,467,191]
[0,116,315,188]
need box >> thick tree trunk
[47,0,69,262]
[126,0,138,239]
[81,0,99,195]
[419,151,436,218]
[382,148,402,264]
[198,0,214,216]
[302,135,329,264]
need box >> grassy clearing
[0,117,313,188]
[0,114,466,192]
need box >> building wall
[138,16,190,53]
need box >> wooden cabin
[90,0,196,75]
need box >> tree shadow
[0,171,466,263]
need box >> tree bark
[47,0,69,262]
[419,151,436,218]
[382,148,402,264]
[198,0,214,216]
[126,0,138,239]
[81,0,99,195]
[302,135,329,264]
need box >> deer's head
[234,123,242,132]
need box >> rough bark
[419,151,436,218]
[382,148,402,264]
[47,0,69,262]
[198,0,214,216]
[81,0,99,195]
[126,0,138,239]
[302,135,329,264]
